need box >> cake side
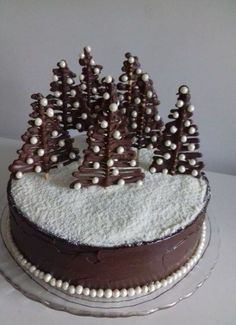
[8,177,210,290]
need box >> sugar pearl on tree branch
[94,68,100,75]
[101,120,108,128]
[189,159,196,166]
[112,168,119,176]
[188,144,195,151]
[142,73,149,81]
[179,154,186,161]
[40,98,48,107]
[188,127,196,134]
[113,130,121,139]
[121,75,128,82]
[81,113,87,120]
[76,123,82,130]
[69,152,76,159]
[181,135,187,143]
[57,100,63,106]
[170,126,177,133]
[37,149,44,156]
[54,91,61,98]
[105,75,112,83]
[130,160,136,167]
[128,56,135,63]
[70,89,76,96]
[107,159,114,167]
[164,153,171,160]
[134,97,141,104]
[109,103,118,112]
[26,157,34,164]
[103,92,110,100]
[178,165,186,173]
[50,155,58,162]
[92,177,99,184]
[93,146,100,153]
[165,140,171,147]
[156,158,163,165]
[30,136,38,145]
[59,60,66,68]
[74,183,81,190]
[67,78,73,85]
[85,46,91,52]
[53,75,59,82]
[93,162,100,169]
[176,100,184,108]
[15,171,23,179]
[179,86,189,94]
[162,169,168,174]
[118,179,125,186]
[117,146,124,154]
[192,169,198,177]
[52,130,58,137]
[35,166,42,173]
[59,140,65,147]
[35,118,42,126]
[46,108,54,117]
[184,120,191,127]
[187,105,195,112]
[150,167,156,173]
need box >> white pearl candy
[122,75,128,82]
[92,87,97,94]
[53,75,59,82]
[173,112,179,118]
[105,75,112,83]
[179,154,186,161]
[142,73,149,81]
[69,152,76,159]
[103,92,110,100]
[93,162,100,169]
[94,67,100,75]
[104,289,113,299]
[76,123,82,130]
[192,169,198,177]
[67,78,73,85]
[171,143,177,150]
[150,167,156,173]
[146,108,152,114]
[50,155,57,162]
[165,140,171,147]
[74,183,81,190]
[137,180,143,186]
[162,168,168,174]
[112,289,120,298]
[26,157,34,164]
[145,127,151,133]
[96,289,104,298]
[40,98,48,107]
[107,159,114,167]
[85,46,91,52]
[109,103,118,112]
[92,177,99,184]
[181,135,187,143]
[136,68,142,74]
[101,120,108,128]
[164,153,171,160]
[15,171,23,179]
[188,126,196,134]
[127,288,135,297]
[59,140,65,147]
[151,135,157,142]
[134,97,141,104]
[54,91,61,98]
[93,145,100,153]
[128,56,135,64]
[120,288,128,297]
[90,59,95,65]
[35,118,42,126]
[59,60,66,68]
[176,100,184,108]
[44,273,52,283]
[185,120,191,127]
[68,286,75,295]
[57,115,62,121]
[170,126,177,133]
[147,91,153,98]
[130,160,136,167]
[81,113,87,120]
[156,158,163,165]
[132,122,137,129]
[179,86,189,94]
[75,285,83,294]
[188,144,195,151]
[52,130,58,137]
[155,114,160,121]
[37,149,44,156]
[73,101,79,108]
[132,110,137,117]
[113,130,121,139]
[189,159,196,166]
[67,116,73,123]
[117,146,124,154]
[57,100,63,106]
[34,166,42,173]
[81,84,86,90]
[112,168,119,176]
[118,179,125,186]
[90,289,97,298]
[46,108,54,117]
[71,89,76,96]
[188,104,195,112]
[30,136,38,145]
[178,165,186,173]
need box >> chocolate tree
[76,46,103,124]
[9,93,79,180]
[149,85,204,177]
[117,52,142,116]
[70,79,144,189]
[50,59,77,130]
[131,73,164,150]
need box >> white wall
[0,0,235,174]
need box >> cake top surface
[10,136,208,247]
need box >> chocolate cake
[6,47,210,299]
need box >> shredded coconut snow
[10,136,208,247]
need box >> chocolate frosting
[7,178,210,290]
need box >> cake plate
[0,195,220,318]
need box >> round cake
[7,147,210,294]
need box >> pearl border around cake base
[0,197,219,317]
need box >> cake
[6,47,210,299]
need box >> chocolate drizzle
[9,93,79,179]
[149,85,205,177]
[70,81,144,188]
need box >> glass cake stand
[0,194,220,318]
